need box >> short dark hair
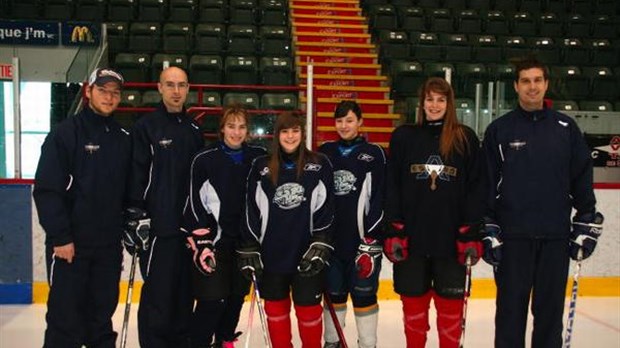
[334,100,362,119]
[511,55,549,82]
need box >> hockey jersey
[319,137,386,260]
[385,121,484,257]
[242,153,335,274]
[34,105,131,247]
[127,102,204,237]
[183,141,267,250]
[483,105,596,238]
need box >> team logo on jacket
[358,153,374,162]
[158,138,173,148]
[304,163,322,171]
[84,143,100,154]
[273,183,305,209]
[259,166,270,176]
[334,170,357,195]
[509,140,527,150]
[410,155,457,191]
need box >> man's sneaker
[323,342,342,348]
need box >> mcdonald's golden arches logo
[70,26,94,43]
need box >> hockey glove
[298,236,334,277]
[456,222,484,266]
[383,220,409,263]
[187,228,216,275]
[237,245,263,280]
[481,218,502,267]
[123,207,151,254]
[570,212,604,261]
[355,237,383,279]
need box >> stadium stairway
[291,0,398,147]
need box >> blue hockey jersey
[242,153,335,274]
[319,137,386,260]
[183,141,266,250]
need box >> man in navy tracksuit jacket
[482,57,603,348]
[34,68,130,347]
[126,67,203,348]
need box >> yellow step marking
[293,30,371,39]
[295,41,375,49]
[300,74,387,81]
[292,22,368,29]
[291,5,362,12]
[301,85,390,92]
[295,51,377,58]
[297,61,381,69]
[291,13,366,21]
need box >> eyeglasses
[162,81,189,90]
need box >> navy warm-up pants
[495,238,570,348]
[138,234,193,348]
[44,243,122,348]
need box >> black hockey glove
[298,236,334,277]
[237,245,263,280]
[481,218,502,267]
[570,212,604,261]
[355,237,383,279]
[456,222,484,266]
[383,220,409,263]
[123,207,151,254]
[187,228,216,275]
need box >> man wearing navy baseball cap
[34,67,131,347]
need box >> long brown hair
[268,112,316,186]
[416,77,469,160]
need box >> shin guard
[264,298,293,348]
[401,292,432,347]
[295,304,323,348]
[323,302,346,345]
[354,304,379,348]
[434,294,463,348]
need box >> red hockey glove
[383,221,409,263]
[457,223,484,265]
[355,237,383,279]
[187,228,216,275]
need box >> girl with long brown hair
[384,77,485,347]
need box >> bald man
[126,67,204,347]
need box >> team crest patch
[84,143,100,154]
[304,163,322,171]
[358,153,374,162]
[410,155,457,191]
[273,183,305,209]
[509,140,527,150]
[334,170,357,195]
[158,138,173,148]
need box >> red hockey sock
[294,304,323,348]
[264,298,293,348]
[401,292,432,347]
[434,294,464,348]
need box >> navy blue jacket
[385,121,484,257]
[319,137,386,260]
[482,106,596,239]
[34,106,131,247]
[183,141,267,250]
[127,103,203,237]
[242,153,335,274]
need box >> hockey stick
[564,251,583,348]
[244,280,257,348]
[251,272,272,348]
[323,292,349,348]
[458,254,473,348]
[120,250,138,348]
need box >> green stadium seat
[539,12,563,38]
[189,55,223,84]
[229,0,256,24]
[530,37,560,65]
[456,9,481,34]
[224,56,258,85]
[389,60,424,97]
[108,0,135,22]
[484,10,509,35]
[579,101,613,112]
[227,25,258,55]
[169,0,196,22]
[151,54,189,82]
[119,89,142,107]
[398,7,426,32]
[378,30,410,64]
[223,92,260,109]
[552,100,579,112]
[441,34,471,62]
[369,5,399,32]
[259,56,293,86]
[142,90,162,107]
[129,22,161,53]
[76,0,107,21]
[259,26,291,57]
[510,11,536,37]
[410,32,441,62]
[162,23,193,53]
[138,0,168,22]
[261,93,298,110]
[259,0,287,26]
[114,53,151,82]
[44,0,74,20]
[199,0,227,23]
[428,8,454,33]
[106,22,129,54]
[584,67,616,101]
[194,23,226,54]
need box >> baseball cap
[88,68,124,87]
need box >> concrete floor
[1,298,619,347]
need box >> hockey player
[125,67,204,347]
[237,112,335,348]
[482,56,604,348]
[183,105,267,348]
[318,101,386,348]
[384,77,484,348]
[34,68,130,347]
